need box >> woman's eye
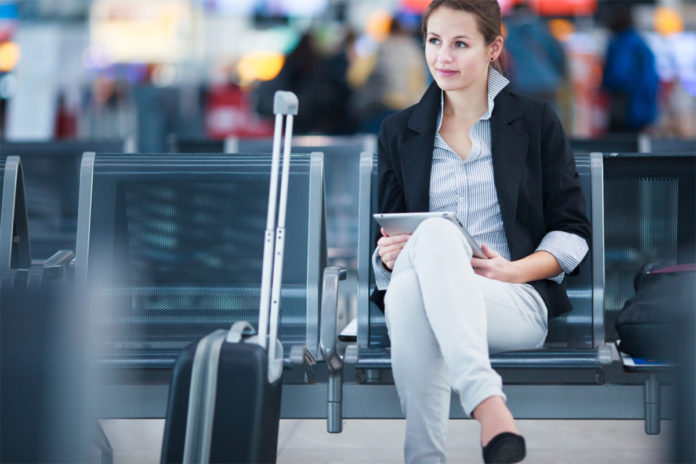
[455,41,468,48]
[428,37,441,45]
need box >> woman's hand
[377,228,411,271]
[471,244,524,283]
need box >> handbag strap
[651,263,696,274]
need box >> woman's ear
[490,35,504,61]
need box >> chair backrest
[602,153,696,341]
[644,138,696,153]
[167,137,230,154]
[75,152,326,366]
[356,152,605,352]
[0,140,127,259]
[171,135,377,269]
[234,136,376,267]
[570,135,640,154]
[0,156,31,272]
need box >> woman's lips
[437,69,458,77]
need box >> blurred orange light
[0,41,20,72]
[549,19,575,42]
[654,7,684,36]
[366,10,393,43]
[237,51,285,85]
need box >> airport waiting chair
[0,156,31,272]
[75,152,332,370]
[351,152,609,378]
[0,140,131,259]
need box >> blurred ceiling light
[549,18,575,42]
[90,0,194,64]
[366,10,393,43]
[654,7,684,36]
[0,41,19,72]
[274,0,328,17]
[237,51,285,85]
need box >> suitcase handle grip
[273,91,299,116]
[226,321,256,343]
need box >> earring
[490,57,495,61]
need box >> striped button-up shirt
[373,69,589,291]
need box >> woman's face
[424,7,501,93]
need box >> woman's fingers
[378,233,410,248]
[378,233,410,270]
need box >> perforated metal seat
[75,152,327,368]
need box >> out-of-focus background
[0,1,694,463]
[0,0,693,149]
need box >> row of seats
[1,142,694,437]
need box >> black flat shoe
[482,432,526,463]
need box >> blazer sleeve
[539,102,591,274]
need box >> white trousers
[384,218,548,464]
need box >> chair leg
[644,373,661,435]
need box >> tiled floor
[101,418,672,463]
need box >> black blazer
[372,81,591,318]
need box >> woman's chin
[435,79,465,92]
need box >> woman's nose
[437,48,453,63]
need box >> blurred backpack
[615,263,696,360]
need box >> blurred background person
[601,5,659,134]
[254,31,321,134]
[351,17,427,133]
[504,1,567,104]
[254,29,358,135]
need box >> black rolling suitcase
[160,91,299,464]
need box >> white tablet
[373,211,486,258]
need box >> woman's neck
[443,75,490,122]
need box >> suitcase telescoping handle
[238,90,298,380]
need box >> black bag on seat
[615,263,696,360]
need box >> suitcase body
[161,332,282,463]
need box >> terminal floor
[101,418,673,463]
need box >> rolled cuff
[536,231,589,284]
[372,247,392,290]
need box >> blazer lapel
[490,91,529,231]
[400,82,440,212]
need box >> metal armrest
[319,266,348,368]
[44,249,75,271]
[27,249,76,288]
[318,265,347,433]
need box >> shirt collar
[436,67,510,130]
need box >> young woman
[371,1,590,462]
